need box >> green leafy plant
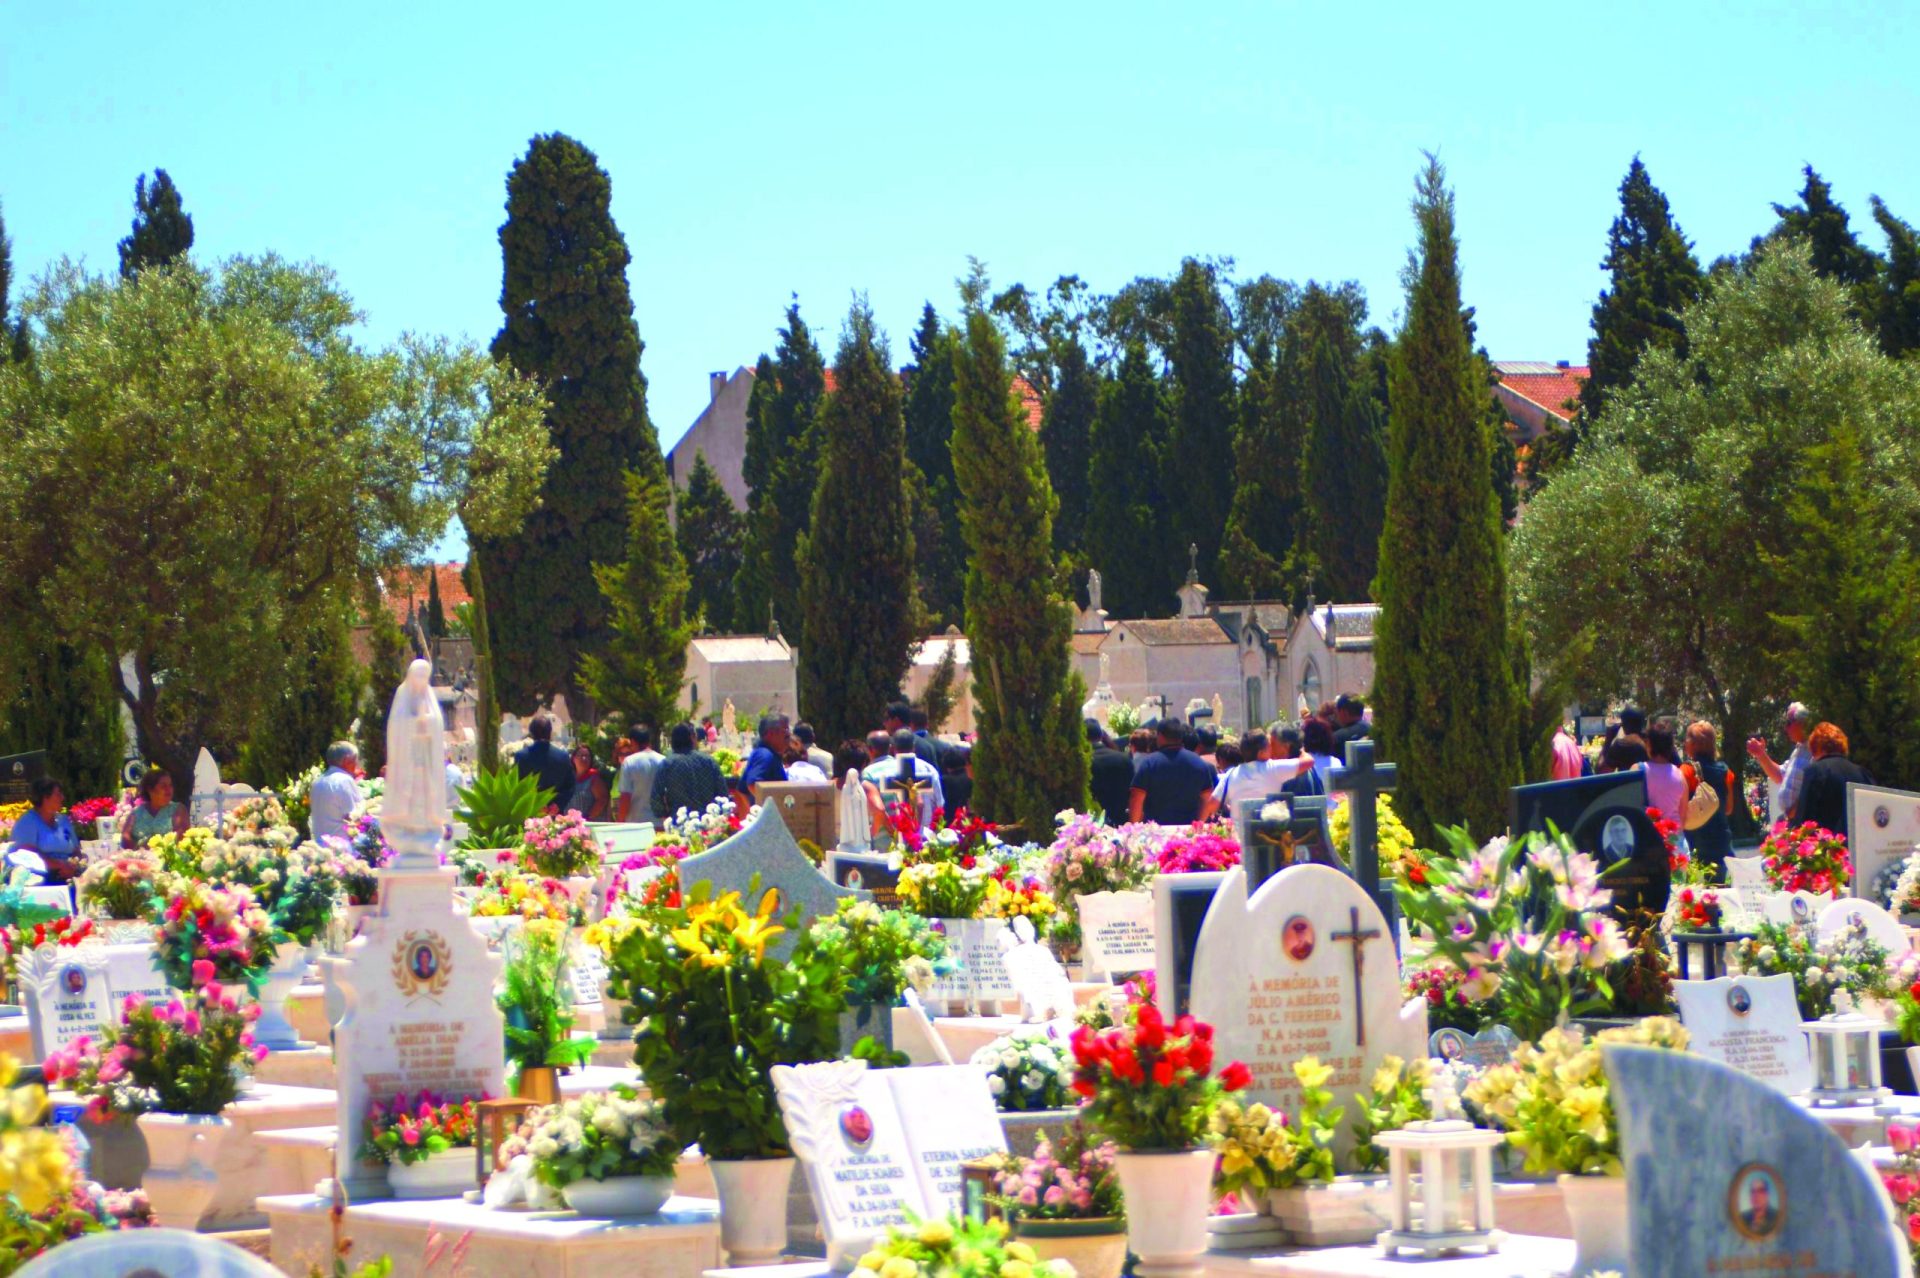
[43,985,265,1116]
[497,920,594,1076]
[806,899,948,1005]
[1350,1055,1431,1173]
[457,769,553,851]
[1279,1057,1341,1184]
[1210,1099,1296,1198]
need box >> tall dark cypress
[903,303,965,625]
[1372,157,1524,845]
[734,307,827,643]
[1300,330,1387,601]
[676,452,743,632]
[480,133,661,712]
[1869,197,1920,359]
[1086,343,1171,618]
[795,301,916,745]
[0,201,24,362]
[951,302,1088,834]
[1769,166,1881,288]
[117,170,194,277]
[1219,336,1302,600]
[1578,158,1705,424]
[1164,259,1238,586]
[1042,340,1097,559]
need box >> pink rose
[191,959,216,986]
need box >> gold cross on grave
[1330,905,1383,1047]
[883,775,927,820]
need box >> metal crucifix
[1330,904,1383,1047]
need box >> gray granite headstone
[1607,1044,1908,1278]
[677,804,866,955]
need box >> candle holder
[474,1097,542,1187]
[1376,1075,1505,1258]
[1801,989,1891,1108]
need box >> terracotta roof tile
[1493,362,1588,422]
[381,563,470,625]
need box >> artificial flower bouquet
[219,794,295,848]
[469,866,586,924]
[1069,1004,1250,1150]
[608,884,846,1160]
[1210,1057,1341,1196]
[805,898,947,1006]
[1153,825,1240,875]
[1730,919,1890,1018]
[972,1028,1075,1112]
[985,1121,1123,1221]
[982,867,1058,928]
[1464,1017,1688,1176]
[1758,820,1851,895]
[1395,828,1629,1042]
[520,812,603,879]
[1672,886,1723,933]
[851,1215,1073,1278]
[1403,965,1491,1033]
[658,796,745,854]
[44,981,266,1118]
[357,1091,483,1166]
[75,851,163,921]
[146,828,217,878]
[524,1085,678,1191]
[154,881,276,992]
[1044,813,1154,951]
[897,860,990,920]
[603,845,685,918]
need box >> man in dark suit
[1331,694,1371,756]
[513,713,576,812]
[1087,720,1133,825]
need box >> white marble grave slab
[886,1065,1008,1210]
[1674,974,1813,1095]
[772,1059,922,1270]
[1816,896,1910,954]
[1077,890,1156,980]
[17,945,112,1060]
[103,941,171,1008]
[1848,783,1920,901]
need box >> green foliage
[1766,165,1881,288]
[796,300,917,745]
[237,595,364,790]
[918,641,960,734]
[1042,338,1098,559]
[1578,158,1705,427]
[116,169,194,277]
[1300,323,1388,600]
[735,307,828,642]
[456,768,552,849]
[951,302,1089,837]
[1163,259,1238,587]
[676,452,743,632]
[479,132,661,711]
[1219,335,1304,600]
[497,923,595,1074]
[904,304,966,626]
[1085,342,1172,618]
[426,571,446,640]
[806,898,948,1005]
[1869,196,1920,358]
[1350,1057,1431,1173]
[0,642,123,798]
[0,200,27,363]
[579,465,693,732]
[1372,157,1524,843]
[358,604,410,779]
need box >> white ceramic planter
[136,1112,231,1229]
[387,1148,476,1200]
[564,1173,675,1217]
[253,940,316,1050]
[1112,1148,1214,1278]
[710,1156,795,1266]
[1268,1175,1394,1246]
[1558,1173,1628,1277]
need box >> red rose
[1219,1061,1252,1092]
[1189,1039,1213,1075]
[1152,1059,1175,1087]
[1135,1004,1167,1050]
[1071,1077,1097,1099]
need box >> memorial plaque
[0,751,47,806]
[1151,870,1228,1020]
[1427,1025,1519,1069]
[1847,783,1920,901]
[773,1059,924,1270]
[1816,897,1910,954]
[886,1066,1008,1210]
[103,942,171,1009]
[827,850,902,909]
[759,781,836,848]
[1077,890,1156,981]
[18,945,112,1060]
[1674,974,1813,1095]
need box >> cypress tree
[1578,158,1705,424]
[1769,166,1881,288]
[480,133,660,712]
[1372,156,1524,845]
[1219,336,1303,599]
[795,301,916,745]
[677,452,743,632]
[0,643,124,799]
[1042,340,1097,558]
[1086,343,1171,618]
[116,170,194,277]
[580,465,694,731]
[1869,196,1920,358]
[951,301,1088,835]
[0,201,23,363]
[426,570,446,641]
[734,307,827,642]
[1301,331,1387,600]
[732,355,779,632]
[903,304,965,625]
[1164,259,1238,586]
[358,605,410,778]
[237,596,365,789]
[919,642,960,734]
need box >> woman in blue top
[8,777,81,882]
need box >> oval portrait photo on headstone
[1727,984,1752,1016]
[839,1104,874,1152]
[1281,914,1315,962]
[1790,896,1811,925]
[1876,805,1892,829]
[61,965,86,996]
[1430,1028,1467,1061]
[1728,1161,1785,1240]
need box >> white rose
[988,1076,1005,1096]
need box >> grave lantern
[475,1097,542,1187]
[1801,989,1890,1107]
[1375,1075,1506,1258]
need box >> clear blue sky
[6,2,1916,505]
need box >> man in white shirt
[1748,702,1813,821]
[1204,725,1310,821]
[309,741,363,843]
[616,724,666,825]
[864,729,945,825]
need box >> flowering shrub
[806,899,947,1005]
[1465,1018,1688,1176]
[1395,828,1630,1042]
[1070,1005,1249,1150]
[358,1091,483,1166]
[1154,825,1241,875]
[1672,887,1723,933]
[972,1028,1074,1112]
[985,1122,1121,1221]
[0,917,95,986]
[1329,795,1420,873]
[75,852,163,921]
[897,860,990,919]
[851,1216,1073,1278]
[1758,820,1851,895]
[520,813,603,879]
[524,1086,678,1190]
[44,983,265,1117]
[1730,919,1890,1018]
[154,882,276,992]
[1403,965,1489,1033]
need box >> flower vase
[710,1157,795,1266]
[1012,1216,1128,1278]
[253,940,317,1051]
[387,1148,477,1200]
[564,1174,675,1217]
[516,1065,562,1106]
[1112,1148,1215,1278]
[1558,1173,1629,1277]
[136,1112,231,1229]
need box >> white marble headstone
[1077,890,1156,981]
[772,1059,923,1270]
[957,918,1017,1010]
[1674,974,1813,1096]
[1762,890,1835,928]
[1726,856,1768,889]
[997,916,1075,1023]
[17,945,113,1060]
[15,1227,284,1277]
[1847,784,1920,900]
[1816,897,1910,954]
[21,887,73,917]
[103,942,170,1009]
[887,1065,1008,1209]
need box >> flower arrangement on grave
[851,1216,1075,1278]
[1403,965,1490,1033]
[322,823,387,908]
[153,881,276,993]
[1043,812,1154,951]
[44,982,266,1118]
[658,795,746,852]
[1349,1055,1433,1173]
[1606,919,1677,1016]
[66,796,118,842]
[220,794,294,848]
[1395,828,1630,1043]
[983,1121,1123,1222]
[496,920,595,1079]
[607,884,847,1160]
[0,803,26,843]
[1464,1017,1689,1177]
[278,763,324,839]
[1672,887,1723,933]
[805,898,947,1006]
[1646,806,1682,872]
[1878,855,1920,916]
[145,827,216,877]
[1757,819,1851,894]
[518,812,603,879]
[0,916,96,988]
[1210,1057,1342,1197]
[1152,824,1240,875]
[455,768,554,851]
[188,838,342,949]
[1329,795,1421,875]
[356,1091,484,1166]
[522,1085,679,1191]
[884,801,926,856]
[1729,918,1891,1018]
[1880,1121,1920,1269]
[897,859,991,919]
[1069,1004,1250,1150]
[602,845,685,915]
[0,1051,118,1267]
[74,850,163,921]
[469,867,586,924]
[982,866,1058,927]
[973,1028,1075,1112]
